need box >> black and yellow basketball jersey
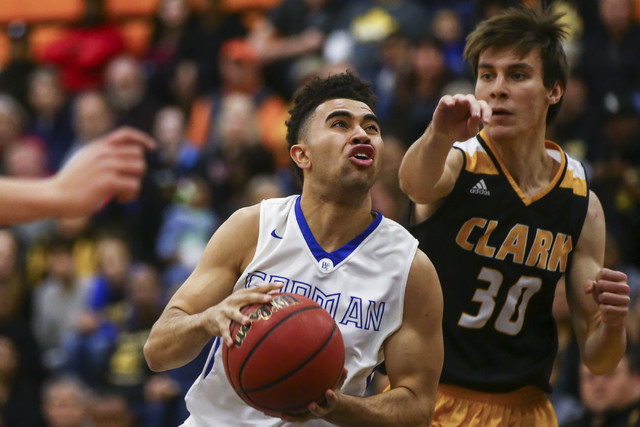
[410,130,589,393]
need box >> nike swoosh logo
[271,229,283,239]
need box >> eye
[479,72,493,81]
[365,123,379,133]
[512,72,526,81]
[331,120,347,128]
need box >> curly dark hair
[285,71,377,182]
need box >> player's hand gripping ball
[223,292,345,416]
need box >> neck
[486,126,558,195]
[299,189,375,253]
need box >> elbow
[398,173,420,203]
[143,340,168,372]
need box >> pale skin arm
[399,94,492,208]
[565,191,630,375]
[143,205,282,372]
[0,127,155,225]
[283,249,444,427]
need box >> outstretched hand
[431,94,492,143]
[585,268,630,328]
[51,127,156,216]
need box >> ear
[548,82,564,105]
[290,144,311,170]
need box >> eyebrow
[325,110,379,125]
[478,62,535,72]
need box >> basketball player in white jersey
[144,72,444,426]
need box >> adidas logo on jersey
[470,179,490,196]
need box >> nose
[490,75,508,99]
[352,125,370,144]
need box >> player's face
[294,98,383,197]
[475,47,562,144]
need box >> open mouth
[349,145,375,166]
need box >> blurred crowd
[0,0,639,425]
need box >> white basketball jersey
[182,195,418,427]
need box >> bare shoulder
[406,249,443,311]
[576,191,605,255]
[210,203,262,265]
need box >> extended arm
[305,249,444,426]
[143,205,281,372]
[0,127,154,225]
[566,191,630,374]
[399,94,491,205]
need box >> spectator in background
[187,39,288,172]
[26,66,75,172]
[156,177,219,292]
[241,174,286,207]
[546,76,594,162]
[370,133,409,221]
[589,103,640,266]
[31,237,91,373]
[197,92,278,217]
[90,393,135,427]
[248,0,341,98]
[37,0,125,93]
[0,335,45,426]
[5,137,54,245]
[576,0,640,122]
[64,234,132,387]
[325,0,431,84]
[63,91,115,165]
[192,0,247,94]
[576,345,640,427]
[431,8,467,77]
[104,55,159,134]
[151,106,200,194]
[42,376,92,427]
[144,0,202,105]
[0,95,28,172]
[387,36,457,144]
[102,264,164,420]
[0,21,36,109]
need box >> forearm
[582,314,626,375]
[144,307,213,372]
[326,388,432,427]
[0,178,60,225]
[399,125,454,203]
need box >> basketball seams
[237,305,325,391]
[223,293,345,414]
[241,322,342,412]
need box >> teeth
[354,153,369,160]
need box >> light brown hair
[464,7,569,124]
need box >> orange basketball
[222,293,345,415]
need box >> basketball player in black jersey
[399,7,630,426]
